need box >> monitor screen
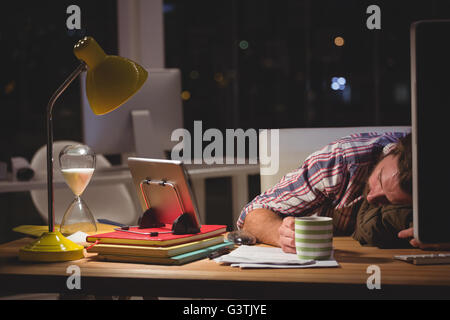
[81,68,183,158]
[411,20,450,243]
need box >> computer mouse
[227,230,257,245]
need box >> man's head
[366,134,412,206]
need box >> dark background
[1,0,449,243]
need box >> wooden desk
[1,237,450,299]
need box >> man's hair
[386,133,412,195]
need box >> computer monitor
[411,20,450,243]
[81,68,183,159]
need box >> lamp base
[19,231,84,262]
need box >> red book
[86,225,227,247]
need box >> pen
[208,247,231,259]
[114,227,173,237]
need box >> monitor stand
[131,109,165,159]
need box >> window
[164,0,450,133]
[0,0,117,164]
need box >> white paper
[66,231,89,244]
[215,245,339,269]
[215,245,312,265]
[231,260,339,269]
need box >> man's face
[366,154,412,206]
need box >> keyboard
[394,253,450,265]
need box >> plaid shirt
[237,132,409,235]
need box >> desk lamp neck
[46,62,87,232]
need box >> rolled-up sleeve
[237,143,346,229]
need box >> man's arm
[398,228,450,250]
[237,138,348,253]
[352,197,412,248]
[242,208,296,253]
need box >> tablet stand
[138,179,200,235]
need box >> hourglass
[59,144,97,236]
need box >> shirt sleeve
[236,141,347,229]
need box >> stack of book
[86,224,233,265]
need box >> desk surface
[1,237,450,299]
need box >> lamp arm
[46,61,87,232]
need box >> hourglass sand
[59,144,98,236]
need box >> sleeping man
[238,132,448,252]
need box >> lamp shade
[74,36,148,115]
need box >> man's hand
[278,216,296,253]
[398,228,450,250]
[242,209,298,253]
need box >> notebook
[96,241,235,265]
[86,224,227,247]
[87,235,225,257]
[13,223,117,237]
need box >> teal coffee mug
[295,216,333,260]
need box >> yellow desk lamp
[19,36,148,262]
